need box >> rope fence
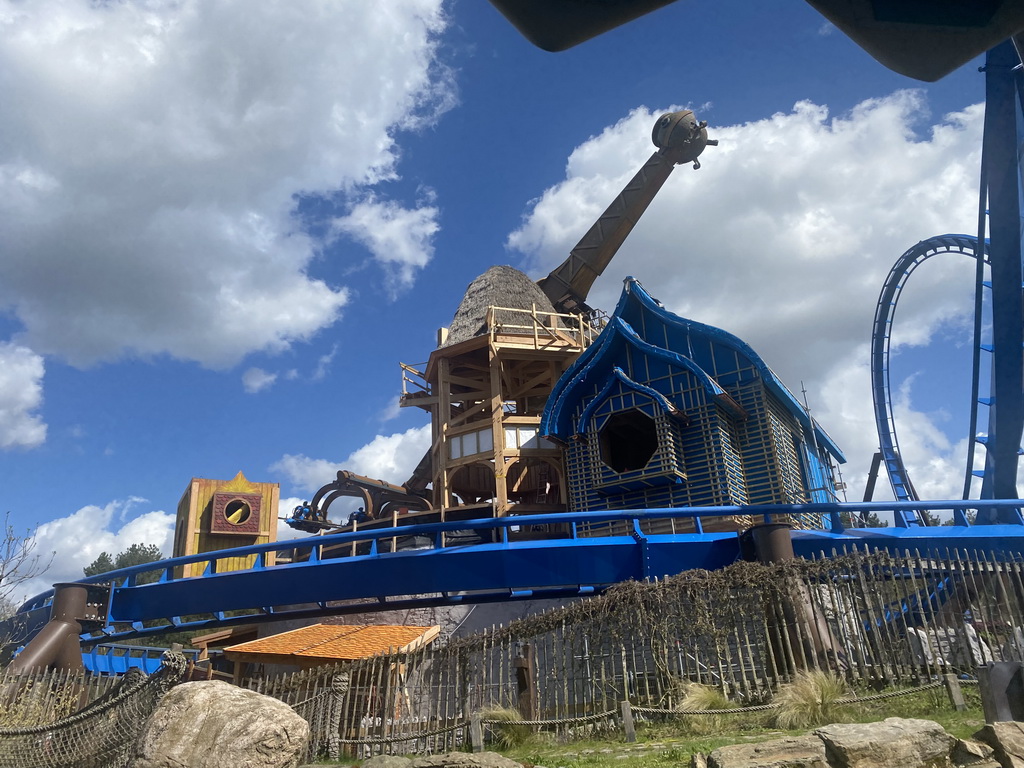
[0,652,188,768]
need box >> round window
[224,499,252,525]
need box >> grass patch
[674,682,738,735]
[0,680,80,728]
[773,670,849,730]
[312,682,987,768]
[477,704,534,749]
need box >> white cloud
[242,367,277,394]
[344,424,432,480]
[17,500,175,605]
[379,396,403,422]
[271,454,344,493]
[509,94,982,501]
[333,197,440,297]
[0,342,46,450]
[313,345,338,381]
[0,1,451,368]
[272,424,431,493]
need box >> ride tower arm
[537,109,716,314]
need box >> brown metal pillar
[514,643,537,721]
[749,524,838,674]
[8,583,90,673]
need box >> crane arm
[537,109,715,314]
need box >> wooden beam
[507,368,556,399]
[447,373,489,390]
[490,352,509,516]
[450,400,490,427]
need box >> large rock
[974,722,1024,768]
[131,680,310,768]
[815,717,954,768]
[951,738,1000,768]
[364,757,414,768]
[410,753,524,768]
[707,735,828,768]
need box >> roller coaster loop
[870,234,988,513]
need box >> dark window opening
[224,499,252,525]
[599,409,658,473]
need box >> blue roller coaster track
[870,233,988,510]
[11,499,1024,657]
[870,41,1024,518]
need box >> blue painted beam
[792,524,1024,559]
[104,533,742,623]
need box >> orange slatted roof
[223,623,440,666]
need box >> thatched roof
[443,265,559,347]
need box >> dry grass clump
[773,669,849,730]
[0,681,79,728]
[674,682,737,734]
[477,704,533,749]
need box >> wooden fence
[1,548,1020,763]
[245,548,1024,759]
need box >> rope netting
[0,651,187,768]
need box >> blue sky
[0,0,993,598]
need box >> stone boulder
[951,738,1000,768]
[363,756,415,768]
[131,680,310,768]
[814,718,955,768]
[707,735,828,768]
[974,721,1024,768]
[410,752,525,768]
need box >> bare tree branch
[0,512,54,619]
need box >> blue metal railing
[11,499,1024,646]
[83,644,203,675]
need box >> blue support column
[979,41,1024,523]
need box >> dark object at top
[488,0,1024,82]
[488,0,677,52]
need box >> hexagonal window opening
[599,409,658,473]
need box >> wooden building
[542,278,845,531]
[223,623,440,682]
[173,471,280,576]
[401,265,600,517]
